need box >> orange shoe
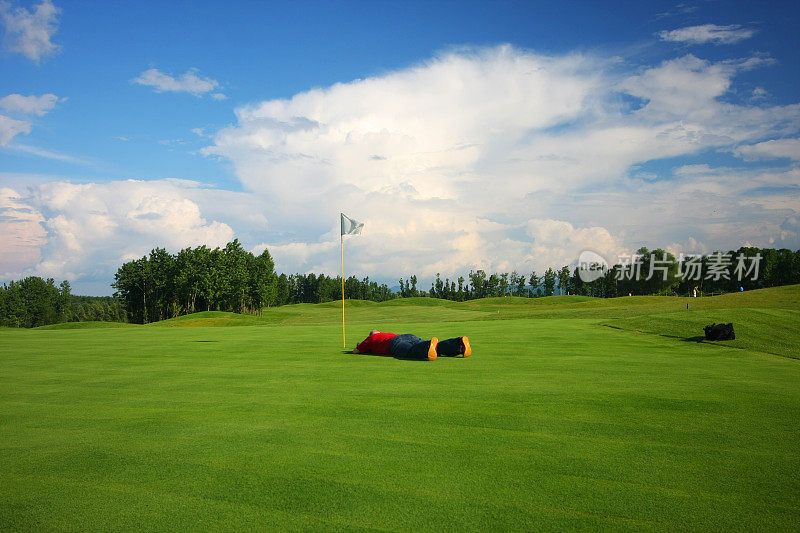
[460,336,471,357]
[427,338,438,361]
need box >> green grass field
[2,286,799,530]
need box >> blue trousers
[388,334,463,360]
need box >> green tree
[57,280,71,322]
[148,247,175,320]
[528,271,540,297]
[249,249,277,312]
[275,273,290,305]
[499,273,509,296]
[557,266,571,295]
[486,273,500,297]
[456,276,465,301]
[543,268,556,296]
[468,270,487,299]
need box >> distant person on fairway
[353,330,471,361]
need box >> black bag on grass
[704,323,735,341]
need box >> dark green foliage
[397,275,421,297]
[469,269,488,298]
[112,240,278,323]
[68,295,127,323]
[395,246,796,302]
[398,248,795,301]
[543,267,556,296]
[112,241,394,320]
[557,266,571,295]
[571,246,799,298]
[278,273,394,305]
[0,278,125,327]
[0,277,70,327]
[528,271,540,297]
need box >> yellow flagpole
[341,233,346,348]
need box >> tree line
[0,277,126,328]
[2,243,797,327]
[112,240,277,324]
[405,269,568,300]
[570,246,800,298]
[404,246,799,301]
[275,273,395,305]
[110,242,398,322]
[0,277,71,328]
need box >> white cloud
[655,3,699,20]
[4,46,800,292]
[200,46,799,279]
[158,138,186,147]
[525,218,622,269]
[781,216,800,242]
[0,93,60,115]
[620,55,732,117]
[0,187,46,276]
[0,0,60,62]
[666,236,708,257]
[211,92,227,100]
[0,114,31,145]
[751,87,769,101]
[207,46,602,218]
[657,24,755,45]
[9,143,88,164]
[0,94,64,154]
[734,138,800,161]
[132,68,220,96]
[1,180,234,283]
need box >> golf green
[2,295,800,530]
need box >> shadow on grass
[682,336,706,343]
[340,349,428,361]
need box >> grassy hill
[37,285,800,359]
[35,285,800,361]
[35,320,138,330]
[603,308,800,359]
[38,284,800,330]
[2,285,799,529]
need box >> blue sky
[1,0,799,294]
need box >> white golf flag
[340,213,364,236]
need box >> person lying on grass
[352,330,471,361]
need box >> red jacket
[357,332,397,355]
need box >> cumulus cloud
[0,113,31,145]
[525,219,622,269]
[206,46,603,225]
[657,24,755,45]
[256,211,623,279]
[734,138,800,161]
[5,45,800,291]
[0,0,60,62]
[2,180,234,284]
[198,46,800,280]
[0,93,60,115]
[132,68,220,96]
